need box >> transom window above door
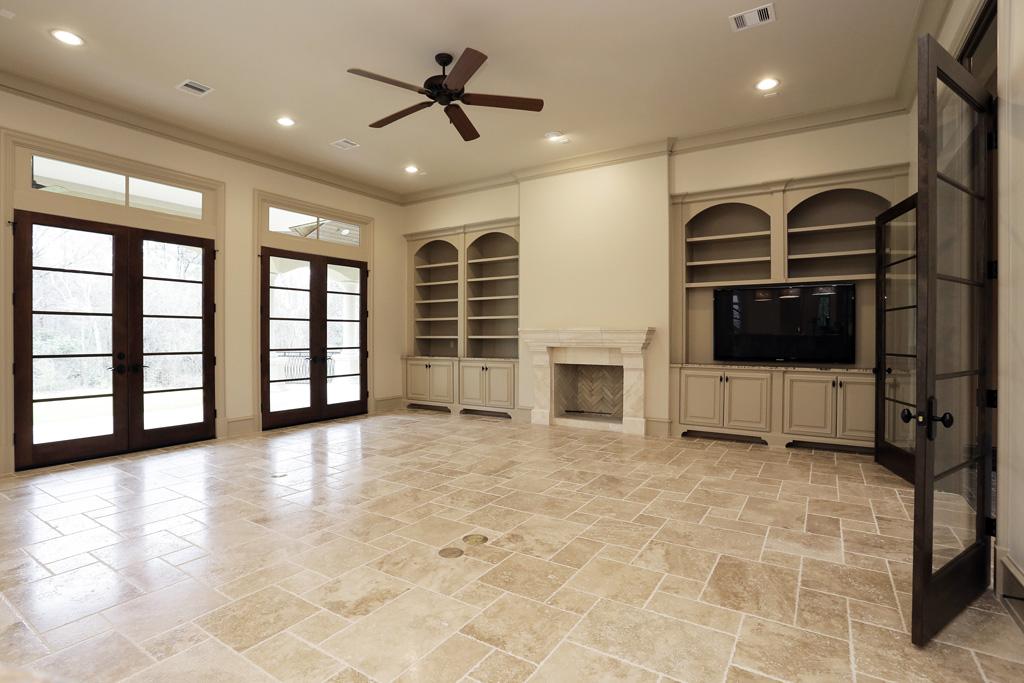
[268,205,361,247]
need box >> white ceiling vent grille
[176,79,213,97]
[729,3,775,32]
[331,138,360,151]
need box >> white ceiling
[0,0,942,197]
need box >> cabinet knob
[832,379,836,388]
[839,380,844,388]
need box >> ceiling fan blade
[444,104,480,141]
[369,101,434,128]
[347,68,427,94]
[442,48,487,91]
[461,93,544,112]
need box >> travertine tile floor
[1,409,1023,682]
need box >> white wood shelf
[415,261,459,270]
[415,335,458,340]
[415,298,458,304]
[468,335,518,339]
[467,255,519,264]
[787,221,875,234]
[788,249,875,261]
[415,280,458,287]
[786,274,875,283]
[468,295,518,301]
[686,230,771,243]
[685,278,774,289]
[468,315,518,320]
[467,275,518,283]
[686,256,772,267]
[416,317,457,322]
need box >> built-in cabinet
[403,221,519,415]
[784,373,874,441]
[676,365,874,447]
[680,369,770,432]
[459,361,515,409]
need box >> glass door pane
[141,240,206,429]
[29,224,116,444]
[267,256,312,413]
[326,264,362,406]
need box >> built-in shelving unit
[684,203,772,285]
[786,189,890,280]
[413,240,459,357]
[466,232,519,359]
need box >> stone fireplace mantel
[520,328,655,435]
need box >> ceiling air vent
[176,79,213,97]
[729,3,775,32]
[331,138,360,151]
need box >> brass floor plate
[462,534,488,545]
[438,547,464,558]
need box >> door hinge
[213,303,216,313]
[985,516,997,536]
[985,389,997,409]
[991,446,997,472]
[987,260,998,279]
[214,408,218,418]
[11,362,14,375]
[213,356,217,366]
[987,130,998,150]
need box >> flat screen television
[713,283,856,364]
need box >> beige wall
[518,156,672,423]
[0,89,406,471]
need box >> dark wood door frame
[12,210,216,470]
[260,247,368,431]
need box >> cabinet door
[459,362,486,406]
[406,361,430,401]
[837,376,875,441]
[783,374,836,437]
[723,372,771,432]
[485,363,515,409]
[680,370,723,427]
[428,361,455,403]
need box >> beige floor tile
[796,588,849,639]
[196,585,318,652]
[533,641,658,682]
[373,539,491,594]
[478,552,575,601]
[5,562,143,631]
[461,593,578,663]
[491,516,588,558]
[843,530,913,563]
[976,652,1024,682]
[643,496,708,523]
[578,475,647,498]
[567,557,662,607]
[141,622,209,660]
[469,649,536,683]
[850,620,983,682]
[305,564,411,619]
[35,631,152,683]
[126,636,275,682]
[548,586,600,614]
[459,505,533,533]
[492,490,584,518]
[102,577,228,641]
[932,606,1024,663]
[246,632,341,683]
[394,633,491,683]
[807,499,875,523]
[655,520,763,560]
[801,558,896,607]
[323,587,477,681]
[582,518,656,549]
[550,536,604,568]
[647,590,741,634]
[733,617,851,682]
[293,536,384,577]
[632,539,717,581]
[0,620,49,666]
[726,665,781,682]
[570,598,734,682]
[288,609,349,644]
[578,496,648,521]
[765,527,843,562]
[394,515,475,547]
[738,497,806,531]
[702,555,799,623]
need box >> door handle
[885,367,893,375]
[925,397,954,440]
[129,363,150,373]
[107,364,126,374]
[900,408,917,423]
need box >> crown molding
[0,70,404,205]
[403,216,518,241]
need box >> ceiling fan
[347,48,544,142]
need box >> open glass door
[910,34,995,645]
[875,195,918,483]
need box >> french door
[260,247,368,430]
[13,211,215,470]
[907,35,995,645]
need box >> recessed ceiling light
[50,29,84,46]
[341,228,351,236]
[755,77,780,92]
[404,165,419,174]
[276,116,296,127]
[544,131,569,143]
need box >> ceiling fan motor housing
[423,74,462,105]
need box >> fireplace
[554,363,624,423]
[520,328,655,434]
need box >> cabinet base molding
[785,439,873,454]
[406,402,453,413]
[682,429,767,445]
[460,408,512,419]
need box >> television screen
[713,283,856,363]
